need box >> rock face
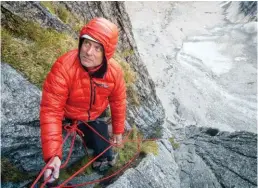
[1,1,75,37]
[1,0,164,180]
[224,1,257,23]
[1,1,257,188]
[109,126,257,188]
[1,63,44,172]
[107,141,181,188]
[1,63,85,172]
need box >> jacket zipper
[93,86,96,105]
[88,77,93,120]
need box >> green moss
[72,23,84,33]
[40,1,56,15]
[169,137,180,150]
[114,52,139,106]
[1,13,77,88]
[121,49,134,58]
[152,126,163,138]
[93,184,102,188]
[40,1,83,27]
[59,156,93,181]
[57,5,69,23]
[1,158,34,182]
[107,125,158,176]
[141,141,159,155]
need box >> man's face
[80,39,104,68]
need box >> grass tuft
[169,137,180,150]
[114,52,139,106]
[57,5,69,23]
[40,1,84,28]
[107,125,158,175]
[1,158,34,182]
[40,1,56,15]
[59,156,93,181]
[1,14,77,88]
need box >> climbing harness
[31,120,157,188]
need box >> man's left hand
[113,134,123,148]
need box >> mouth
[82,56,93,62]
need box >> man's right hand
[44,156,61,183]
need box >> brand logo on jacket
[94,81,109,88]
[99,83,109,88]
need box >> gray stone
[108,142,181,188]
[55,172,103,188]
[109,126,257,188]
[242,22,257,34]
[1,180,32,188]
[1,63,85,172]
[1,1,75,37]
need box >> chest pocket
[92,81,114,105]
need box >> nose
[86,45,94,56]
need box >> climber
[40,17,126,183]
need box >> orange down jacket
[40,18,126,162]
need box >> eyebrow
[84,39,103,48]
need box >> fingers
[113,134,124,148]
[52,164,60,180]
[44,168,53,182]
[44,156,61,183]
[44,168,57,183]
[44,166,60,183]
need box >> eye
[83,40,90,46]
[95,46,102,52]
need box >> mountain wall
[1,1,257,188]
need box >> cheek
[80,45,88,55]
[97,54,104,62]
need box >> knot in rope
[64,121,84,137]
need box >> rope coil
[31,121,153,188]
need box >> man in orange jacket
[40,17,126,183]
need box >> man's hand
[113,134,123,148]
[44,156,61,183]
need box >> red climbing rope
[31,121,157,188]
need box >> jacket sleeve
[40,60,69,162]
[109,67,126,134]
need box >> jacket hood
[79,17,119,60]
